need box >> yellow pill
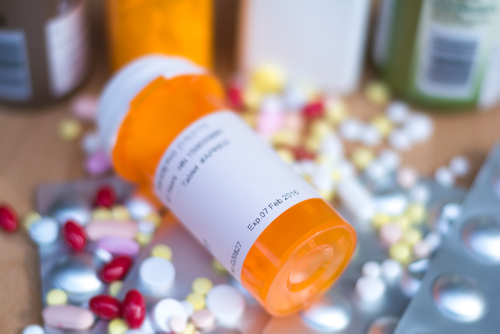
[243,86,262,111]
[304,136,321,153]
[192,277,213,295]
[275,148,295,164]
[46,289,68,305]
[151,244,173,261]
[272,130,301,147]
[352,148,375,170]
[240,112,258,128]
[365,81,391,106]
[182,323,196,334]
[137,233,152,246]
[331,168,343,182]
[325,99,348,125]
[144,212,162,227]
[371,213,391,229]
[250,64,285,93]
[111,205,130,220]
[389,242,412,264]
[23,211,42,230]
[108,319,128,334]
[58,118,82,141]
[318,189,335,202]
[371,115,393,137]
[186,292,206,311]
[309,119,333,140]
[393,216,410,229]
[406,203,427,224]
[92,207,113,220]
[212,259,227,274]
[109,281,123,297]
[402,228,423,246]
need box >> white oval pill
[42,305,94,330]
[355,276,386,302]
[29,217,59,246]
[152,299,187,332]
[361,261,381,278]
[140,257,175,293]
[22,324,44,334]
[380,259,402,283]
[206,285,245,325]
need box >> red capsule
[63,220,86,251]
[100,256,133,283]
[302,100,324,119]
[95,186,116,208]
[227,83,244,111]
[89,295,121,320]
[292,147,316,161]
[122,289,146,329]
[0,203,18,232]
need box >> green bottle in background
[373,0,500,111]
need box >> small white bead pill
[361,125,382,146]
[181,300,194,317]
[29,217,59,246]
[339,118,363,141]
[365,161,388,181]
[361,261,381,278]
[138,220,156,235]
[191,309,216,330]
[355,276,386,302]
[320,133,344,161]
[81,132,102,154]
[380,259,403,282]
[449,155,470,177]
[169,316,187,333]
[206,285,245,325]
[413,241,431,259]
[409,184,431,204]
[404,114,434,143]
[378,149,401,171]
[386,101,410,124]
[379,223,403,246]
[397,167,418,189]
[388,129,412,151]
[434,166,455,187]
[22,325,44,334]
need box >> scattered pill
[71,95,98,121]
[151,244,173,261]
[389,242,412,264]
[361,261,381,278]
[97,237,140,257]
[449,155,470,177]
[361,125,382,146]
[46,289,68,306]
[152,299,188,332]
[181,300,194,317]
[371,114,393,138]
[89,295,122,320]
[413,240,431,259]
[404,114,433,143]
[192,277,213,295]
[191,309,215,330]
[402,228,423,246]
[42,305,94,330]
[125,197,156,221]
[355,276,386,302]
[365,81,390,105]
[95,186,116,208]
[23,211,42,230]
[182,323,196,334]
[59,118,82,141]
[212,259,227,274]
[140,257,175,293]
[409,184,431,204]
[434,166,455,187]
[325,98,348,125]
[339,118,363,141]
[86,150,113,175]
[371,213,391,229]
[397,167,418,189]
[123,289,146,329]
[186,292,206,311]
[112,205,130,220]
[109,319,129,334]
[92,207,114,220]
[352,147,375,170]
[29,217,59,246]
[424,232,442,252]
[0,203,18,232]
[86,220,138,241]
[389,129,412,151]
[386,101,410,124]
[206,285,245,324]
[136,232,152,246]
[378,149,401,171]
[302,100,324,119]
[250,64,285,93]
[101,256,133,283]
[169,316,187,333]
[242,85,262,111]
[22,325,44,334]
[406,203,427,224]
[63,220,87,251]
[380,259,403,282]
[81,131,102,154]
[109,281,123,297]
[379,223,403,246]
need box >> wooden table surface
[1,2,500,333]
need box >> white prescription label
[154,111,320,279]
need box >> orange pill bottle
[105,0,212,71]
[98,55,356,315]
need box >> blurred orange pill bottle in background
[98,55,356,315]
[105,0,212,71]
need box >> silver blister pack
[396,144,500,334]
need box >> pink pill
[97,236,140,256]
[85,150,112,175]
[42,305,94,330]
[257,112,284,137]
[284,113,305,132]
[86,220,138,241]
[379,223,402,247]
[71,95,99,121]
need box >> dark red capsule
[89,295,121,320]
[63,220,86,251]
[292,147,316,161]
[227,83,244,111]
[95,186,116,208]
[100,256,133,283]
[302,100,324,119]
[0,203,18,232]
[122,289,146,329]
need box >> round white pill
[180,300,194,317]
[140,257,175,293]
[320,133,344,160]
[380,259,403,283]
[361,125,382,146]
[434,166,455,187]
[339,118,363,142]
[409,184,431,204]
[152,299,187,332]
[125,197,155,220]
[449,155,470,177]
[81,132,102,154]
[413,241,431,259]
[386,101,410,124]
[388,129,412,151]
[22,324,44,334]
[361,261,381,278]
[138,220,156,235]
[206,285,245,325]
[378,149,401,171]
[191,309,216,330]
[355,276,386,302]
[169,316,187,333]
[29,217,59,246]
[404,114,434,143]
[397,167,418,189]
[260,95,285,114]
[424,232,442,252]
[365,161,388,181]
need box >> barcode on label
[0,30,31,101]
[417,27,481,98]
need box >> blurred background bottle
[105,0,213,72]
[373,0,500,111]
[0,0,91,105]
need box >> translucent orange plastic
[106,0,213,71]
[112,74,357,316]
